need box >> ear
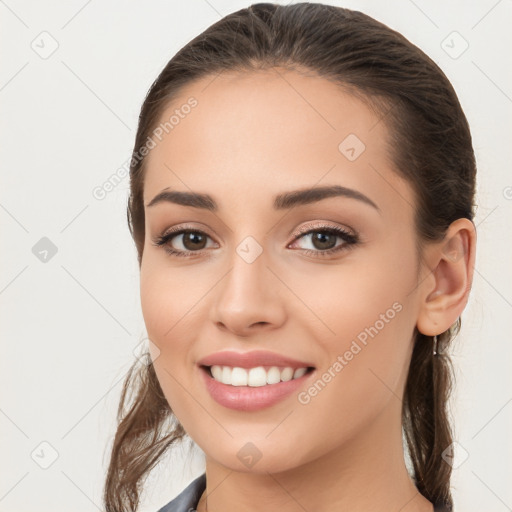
[416,218,477,336]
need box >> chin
[199,436,310,475]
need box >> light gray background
[1,1,511,511]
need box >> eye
[151,227,217,258]
[152,223,359,259]
[288,224,359,257]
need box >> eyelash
[151,224,359,259]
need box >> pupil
[184,232,206,250]
[312,232,335,250]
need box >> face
[140,68,425,473]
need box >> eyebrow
[146,185,380,212]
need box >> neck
[196,400,434,512]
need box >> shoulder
[156,473,206,512]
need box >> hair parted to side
[103,3,476,511]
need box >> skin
[139,67,476,512]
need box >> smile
[199,364,316,412]
[206,365,312,387]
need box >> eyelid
[160,222,217,240]
[158,221,354,243]
[291,221,356,238]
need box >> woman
[103,3,477,511]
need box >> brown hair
[103,3,476,511]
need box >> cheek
[293,299,414,462]
[139,260,199,349]
[139,265,198,417]
[289,243,416,345]
[139,258,211,393]
[291,244,417,414]
[139,275,170,348]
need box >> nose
[211,248,286,338]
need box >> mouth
[200,364,316,387]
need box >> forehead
[142,68,414,217]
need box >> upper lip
[197,350,315,369]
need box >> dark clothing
[157,474,206,512]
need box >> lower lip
[200,366,314,412]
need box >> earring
[433,334,439,356]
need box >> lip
[199,365,315,412]
[197,349,314,370]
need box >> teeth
[209,365,309,387]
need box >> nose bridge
[211,229,286,335]
[221,232,270,302]
[222,208,271,275]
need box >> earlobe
[416,218,476,336]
